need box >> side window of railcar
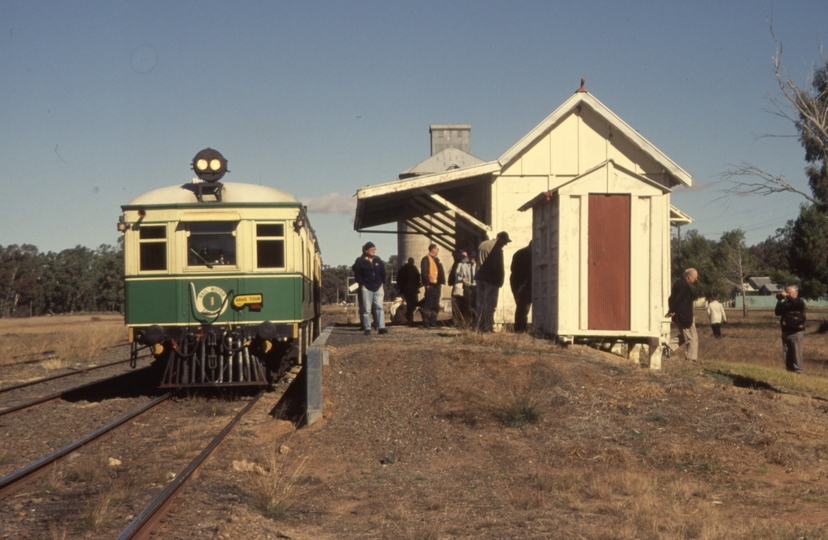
[256,224,285,268]
[187,222,237,267]
[138,225,167,272]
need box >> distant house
[734,277,828,308]
[747,277,784,296]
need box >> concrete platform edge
[305,323,335,426]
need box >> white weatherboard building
[355,84,693,366]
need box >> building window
[256,223,285,268]
[188,222,237,267]
[139,225,167,271]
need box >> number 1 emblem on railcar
[196,286,228,317]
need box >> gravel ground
[3,319,828,539]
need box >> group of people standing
[355,231,532,335]
[668,267,807,373]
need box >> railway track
[0,384,277,538]
[0,394,172,498]
[117,389,266,540]
[0,365,155,417]
[0,354,151,396]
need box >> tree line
[0,243,123,318]
[719,37,828,304]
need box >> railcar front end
[119,150,321,388]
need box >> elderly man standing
[476,231,511,333]
[353,242,388,336]
[665,268,699,362]
[420,244,446,329]
[775,285,806,373]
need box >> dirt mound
[190,323,828,539]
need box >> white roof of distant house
[125,182,299,206]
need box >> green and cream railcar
[121,171,321,388]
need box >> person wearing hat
[475,231,511,332]
[353,242,388,336]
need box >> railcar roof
[125,182,299,206]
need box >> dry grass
[0,314,125,367]
[169,428,207,460]
[492,362,559,427]
[47,520,68,540]
[76,485,114,534]
[66,451,109,484]
[145,455,176,486]
[45,463,66,491]
[246,448,309,521]
[698,307,828,371]
[696,307,828,398]
[455,326,575,356]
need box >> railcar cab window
[187,222,237,267]
[256,223,285,268]
[138,225,167,271]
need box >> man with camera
[775,285,806,373]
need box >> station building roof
[355,90,693,233]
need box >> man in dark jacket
[510,241,532,333]
[396,257,421,325]
[353,242,387,336]
[420,244,446,329]
[476,231,511,332]
[665,268,698,361]
[775,285,806,373]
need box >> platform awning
[669,205,694,227]
[354,161,499,237]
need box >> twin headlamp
[191,148,228,182]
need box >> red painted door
[588,194,630,330]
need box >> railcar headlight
[191,148,228,182]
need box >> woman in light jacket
[706,297,727,339]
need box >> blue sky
[1,1,826,266]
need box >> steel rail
[0,366,154,417]
[0,355,150,395]
[117,389,266,540]
[0,393,171,499]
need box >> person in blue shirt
[353,242,388,336]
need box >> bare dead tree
[723,27,828,204]
[721,240,750,317]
